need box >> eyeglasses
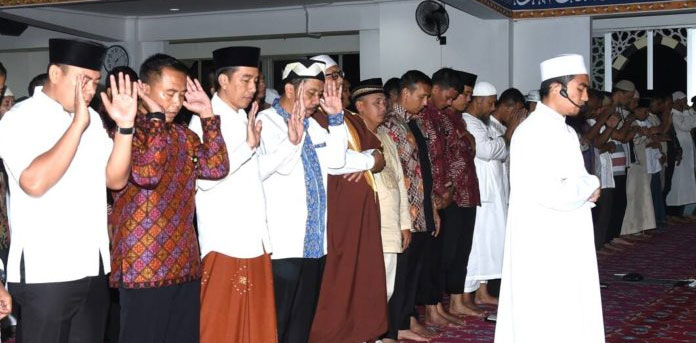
[325,70,345,80]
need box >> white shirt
[462,113,507,202]
[0,87,112,283]
[586,118,615,189]
[637,116,662,174]
[189,94,271,259]
[257,105,351,260]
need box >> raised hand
[101,72,137,128]
[73,74,90,130]
[183,76,214,118]
[287,82,305,145]
[246,101,262,148]
[136,80,165,114]
[319,77,343,115]
[606,114,620,128]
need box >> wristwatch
[116,126,134,135]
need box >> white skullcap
[310,54,337,69]
[633,90,640,99]
[673,91,686,101]
[526,90,540,103]
[615,80,636,92]
[540,54,588,81]
[472,82,497,97]
[3,87,13,97]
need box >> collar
[212,93,246,117]
[35,86,70,115]
[390,104,409,122]
[535,102,565,123]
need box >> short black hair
[539,74,576,100]
[587,88,603,102]
[139,53,189,84]
[28,73,48,96]
[107,66,138,85]
[497,88,525,106]
[399,70,432,92]
[0,62,6,77]
[432,68,463,94]
[384,77,400,95]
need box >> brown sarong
[200,252,278,343]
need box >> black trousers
[606,174,627,243]
[118,280,200,343]
[593,188,614,250]
[385,232,427,339]
[272,257,326,343]
[439,205,476,295]
[417,230,443,306]
[9,259,109,343]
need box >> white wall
[0,50,49,98]
[376,1,510,90]
[166,35,360,60]
[512,16,592,93]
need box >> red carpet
[406,224,696,342]
[2,226,694,342]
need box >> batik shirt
[441,109,480,207]
[380,105,428,232]
[417,103,449,201]
[110,114,229,288]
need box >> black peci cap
[212,46,261,71]
[49,38,106,71]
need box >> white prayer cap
[281,59,326,83]
[310,54,337,69]
[539,54,588,81]
[265,88,279,105]
[3,87,12,97]
[525,90,540,103]
[615,80,636,92]
[673,91,686,101]
[472,82,497,97]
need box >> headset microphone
[560,88,582,108]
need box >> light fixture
[169,8,180,12]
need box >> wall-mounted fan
[415,0,449,45]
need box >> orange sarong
[200,252,278,343]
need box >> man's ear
[141,83,151,96]
[47,65,63,85]
[284,83,295,101]
[217,73,229,90]
[355,99,365,113]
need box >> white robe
[666,109,696,206]
[620,120,655,235]
[495,103,605,343]
[462,113,508,291]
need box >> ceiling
[57,0,375,16]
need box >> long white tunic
[666,108,696,206]
[620,120,655,235]
[190,94,271,259]
[462,113,508,288]
[495,103,604,343]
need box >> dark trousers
[417,230,443,306]
[651,172,667,226]
[593,188,614,250]
[118,280,200,343]
[439,205,476,295]
[272,257,326,343]
[606,174,627,243]
[9,258,108,343]
[385,232,427,339]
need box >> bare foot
[450,300,487,317]
[475,293,498,306]
[398,329,430,342]
[612,238,634,246]
[436,303,468,325]
[597,249,613,257]
[424,306,453,328]
[382,339,398,343]
[410,317,440,338]
[604,243,625,252]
